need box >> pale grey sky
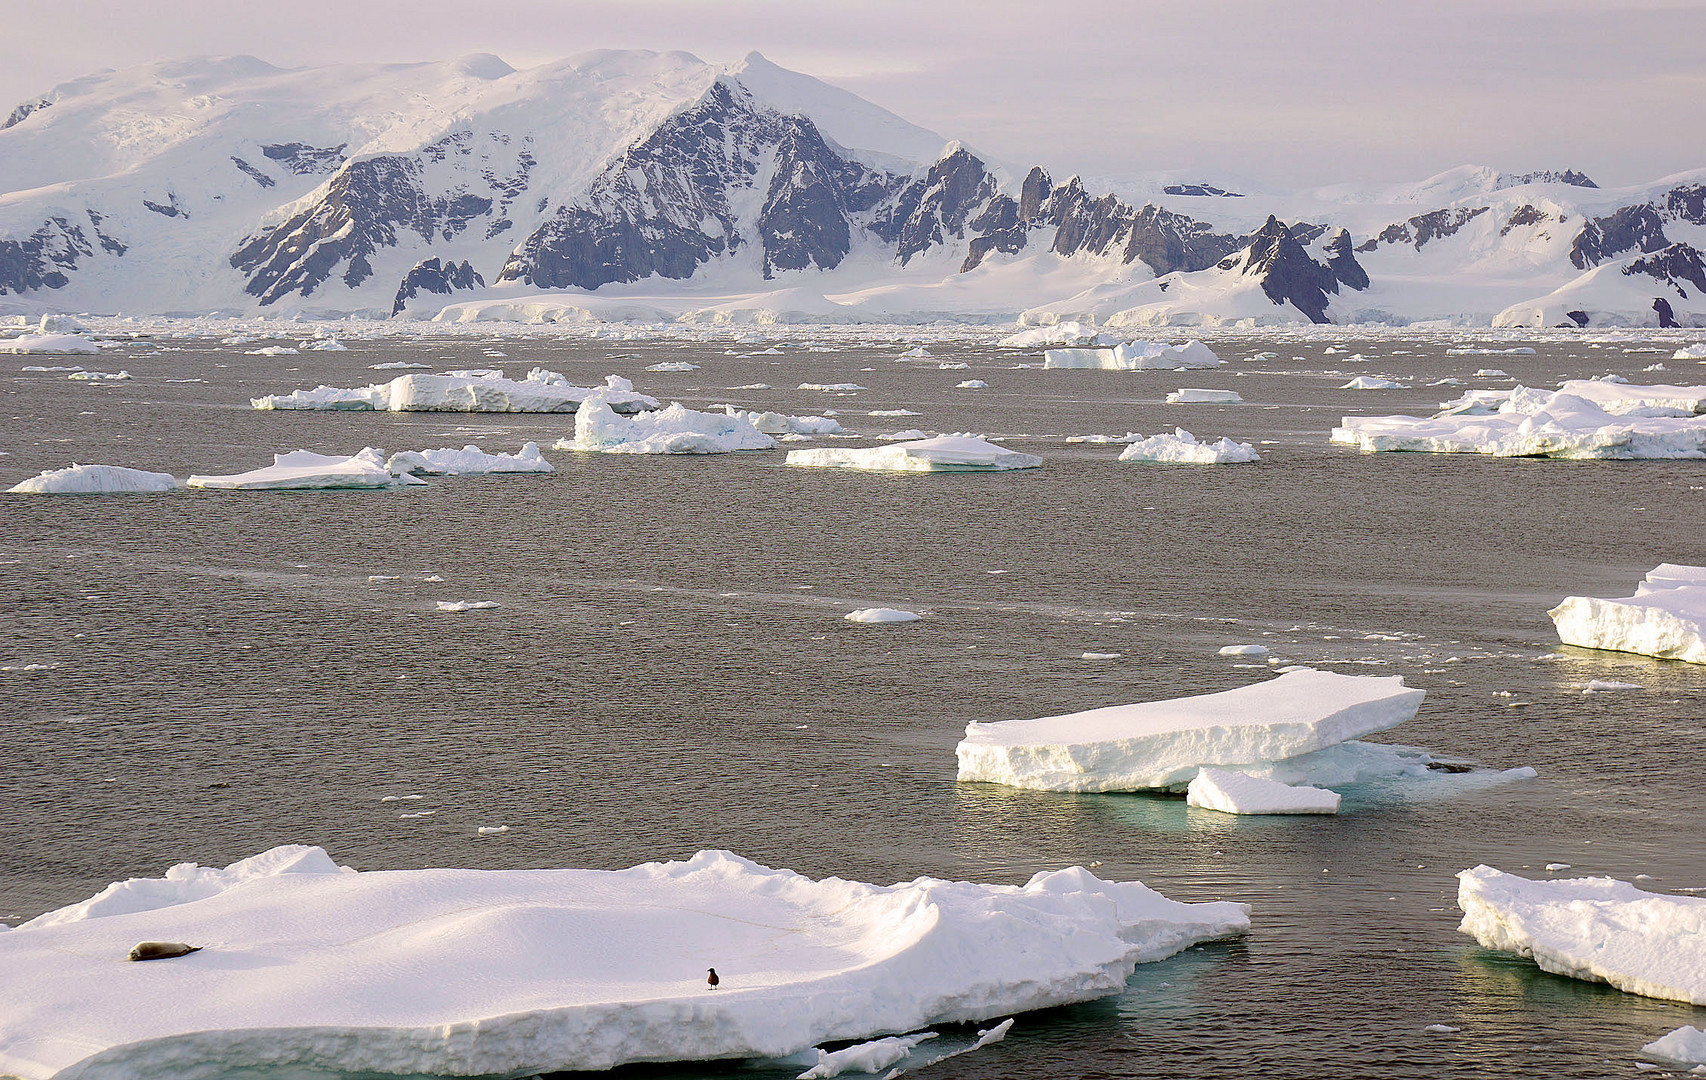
[8,0,1703,189]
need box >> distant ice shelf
[0,846,1250,1080]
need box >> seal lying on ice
[128,941,202,961]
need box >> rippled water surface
[2,332,1704,1078]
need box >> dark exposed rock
[1563,310,1590,327]
[758,121,887,277]
[1122,205,1242,276]
[1018,167,1051,221]
[1288,222,1330,246]
[1355,237,1379,253]
[869,147,996,265]
[1163,183,1244,197]
[0,212,126,294]
[1664,184,1706,226]
[3,96,50,129]
[231,131,520,304]
[1500,204,1548,236]
[142,193,187,219]
[1219,215,1342,324]
[1624,242,1706,296]
[230,158,276,189]
[1502,169,1597,189]
[960,194,1024,272]
[261,143,348,175]
[1570,204,1668,269]
[1047,178,1134,259]
[1323,228,1369,292]
[391,256,484,315]
[1654,297,1680,328]
[1378,206,1491,250]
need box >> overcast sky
[7,0,1703,190]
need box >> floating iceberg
[957,379,989,389]
[0,846,1249,1080]
[0,333,99,355]
[252,372,657,414]
[437,600,501,612]
[1456,866,1706,1004]
[1644,1026,1706,1067]
[1548,563,1706,664]
[717,407,844,435]
[1117,429,1260,464]
[1166,388,1242,403]
[385,443,554,476]
[845,608,921,624]
[561,396,775,455]
[955,668,1424,792]
[798,383,866,391]
[245,345,298,356]
[1341,376,1408,390]
[1674,344,1706,361]
[7,464,180,494]
[66,370,130,381]
[1043,341,1221,371]
[186,449,426,490]
[1332,383,1706,458]
[787,436,1041,473]
[1218,644,1269,656]
[645,361,699,372]
[999,322,1116,348]
[1185,768,1341,815]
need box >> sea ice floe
[799,383,866,391]
[999,322,1117,348]
[0,845,1249,1080]
[1548,563,1706,664]
[385,443,553,475]
[1332,381,1706,458]
[845,608,922,624]
[645,362,699,372]
[1673,344,1706,361]
[245,346,298,356]
[1166,388,1242,403]
[186,449,425,490]
[252,372,657,414]
[1218,644,1269,656]
[716,407,844,435]
[66,370,130,381]
[1117,429,1260,464]
[1456,866,1706,1004]
[0,333,99,355]
[1043,340,1221,371]
[560,397,775,454]
[787,437,1040,472]
[7,464,180,494]
[1340,376,1408,390]
[1185,768,1342,815]
[957,379,989,389]
[369,361,428,370]
[955,668,1424,792]
[1644,1026,1706,1067]
[437,600,501,612]
[795,1031,937,1079]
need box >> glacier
[1456,866,1706,1005]
[955,668,1424,792]
[0,845,1250,1080]
[1548,563,1706,664]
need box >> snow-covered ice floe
[66,370,129,381]
[7,464,180,494]
[252,371,658,414]
[1644,1026,1706,1068]
[1548,563,1706,664]
[1118,429,1260,464]
[1341,376,1408,390]
[1186,768,1342,815]
[787,436,1040,473]
[845,608,921,624]
[559,396,776,454]
[0,333,99,355]
[956,668,1423,792]
[1673,344,1706,361]
[0,845,1249,1080]
[1332,380,1706,458]
[1166,388,1242,403]
[1043,340,1221,371]
[186,449,426,490]
[1456,866,1706,1004]
[716,406,844,435]
[386,443,553,476]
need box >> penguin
[707,967,720,989]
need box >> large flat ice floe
[956,669,1424,792]
[0,846,1250,1080]
[0,333,100,355]
[559,397,776,454]
[252,371,658,414]
[1456,866,1706,1004]
[786,436,1040,472]
[1331,380,1706,458]
[187,449,427,490]
[1117,429,1260,464]
[1548,563,1706,664]
[7,464,180,494]
[1043,340,1221,371]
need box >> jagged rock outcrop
[1377,206,1491,249]
[391,257,485,315]
[0,212,126,294]
[1570,204,1668,269]
[1501,169,1596,189]
[869,147,994,265]
[262,143,347,175]
[1624,242,1706,296]
[1219,215,1364,324]
[3,97,50,130]
[1323,228,1369,291]
[757,122,893,277]
[1163,183,1243,197]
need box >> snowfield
[1548,563,1706,664]
[1457,866,1706,1004]
[0,845,1250,1080]
[955,668,1424,792]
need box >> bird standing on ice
[707,967,720,989]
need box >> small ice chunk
[302,339,347,352]
[1581,679,1641,692]
[1456,866,1706,1003]
[0,333,100,355]
[67,370,130,381]
[476,825,510,835]
[1081,652,1122,660]
[1672,344,1706,361]
[645,362,699,372]
[1219,644,1269,656]
[1423,1024,1461,1034]
[1185,769,1341,815]
[1474,368,1510,377]
[845,608,922,624]
[956,380,989,389]
[1166,388,1242,403]
[878,429,930,441]
[8,464,179,494]
[245,346,298,356]
[1043,341,1220,371]
[369,361,429,370]
[787,437,1040,473]
[386,443,553,475]
[560,397,775,455]
[798,383,866,391]
[796,1032,937,1078]
[1644,1026,1706,1067]
[1341,376,1408,390]
[897,346,932,359]
[437,601,500,612]
[1118,429,1259,464]
[868,410,920,417]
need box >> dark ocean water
[1,331,1703,1078]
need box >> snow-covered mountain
[2,51,1703,327]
